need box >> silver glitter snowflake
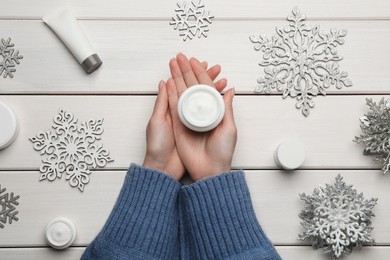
[30,109,114,192]
[170,0,214,41]
[0,185,20,229]
[249,7,352,116]
[354,98,390,174]
[0,38,23,78]
[299,175,377,259]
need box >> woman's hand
[166,53,237,181]
[143,58,229,181]
[143,80,185,180]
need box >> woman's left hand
[143,80,185,180]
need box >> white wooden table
[1,1,390,259]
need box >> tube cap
[81,54,102,74]
[0,102,19,150]
[45,217,76,250]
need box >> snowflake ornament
[299,175,377,259]
[354,98,390,174]
[170,0,214,41]
[0,38,23,78]
[0,185,20,229]
[250,8,352,116]
[30,109,114,192]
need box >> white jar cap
[178,84,225,132]
[45,217,76,249]
[0,102,19,150]
[274,139,306,170]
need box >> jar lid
[274,139,306,170]
[45,217,76,249]
[178,84,225,132]
[0,102,19,150]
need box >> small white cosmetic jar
[178,84,225,132]
[45,217,77,250]
[0,102,19,150]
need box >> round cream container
[178,84,225,132]
[0,102,19,150]
[274,139,306,170]
[45,217,77,250]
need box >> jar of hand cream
[178,84,225,132]
[0,102,19,150]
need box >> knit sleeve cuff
[85,164,181,259]
[180,171,281,259]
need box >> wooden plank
[0,20,389,94]
[0,96,380,170]
[247,170,390,245]
[0,95,385,170]
[0,248,84,260]
[0,0,389,19]
[0,170,389,246]
[1,246,390,260]
[276,246,390,260]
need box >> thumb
[222,88,235,126]
[166,78,183,131]
[152,80,168,117]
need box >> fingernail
[159,80,164,90]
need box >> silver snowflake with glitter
[354,98,390,174]
[170,0,214,41]
[0,38,23,78]
[30,109,114,192]
[0,184,20,229]
[249,8,352,116]
[299,175,377,259]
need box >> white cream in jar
[178,84,225,132]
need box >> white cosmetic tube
[43,7,102,74]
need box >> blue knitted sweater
[82,164,281,260]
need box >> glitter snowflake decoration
[0,185,20,229]
[170,0,214,41]
[0,38,23,78]
[30,109,114,192]
[354,98,390,174]
[249,7,353,116]
[298,175,377,259]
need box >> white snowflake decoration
[250,8,353,116]
[354,98,390,174]
[299,175,377,259]
[0,185,20,229]
[0,38,23,78]
[30,109,114,192]
[170,0,214,41]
